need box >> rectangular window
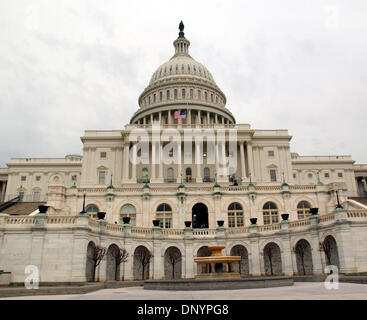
[100,152,107,159]
[293,173,297,179]
[71,175,77,181]
[270,169,277,182]
[338,172,343,177]
[35,176,41,181]
[167,90,170,100]
[21,176,26,181]
[190,89,193,99]
[268,150,275,157]
[33,192,40,202]
[98,171,106,184]
[159,91,162,101]
[324,172,330,178]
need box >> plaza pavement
[0,282,366,300]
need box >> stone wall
[0,209,367,283]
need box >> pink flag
[174,110,180,119]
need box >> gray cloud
[0,0,366,167]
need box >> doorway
[192,203,208,228]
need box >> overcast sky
[0,0,366,167]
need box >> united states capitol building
[0,23,367,283]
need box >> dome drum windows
[228,203,244,228]
[263,202,279,225]
[182,88,186,99]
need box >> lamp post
[334,184,343,209]
[79,192,87,215]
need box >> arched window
[263,202,278,225]
[120,204,136,226]
[204,91,208,101]
[167,168,174,183]
[203,167,210,182]
[153,93,156,103]
[156,203,172,228]
[185,167,192,183]
[297,201,311,220]
[174,89,177,99]
[86,205,99,219]
[198,90,201,100]
[190,89,193,99]
[182,88,185,99]
[228,203,244,228]
[166,90,170,100]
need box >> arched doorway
[230,245,249,277]
[192,203,208,228]
[164,247,182,279]
[196,246,210,274]
[294,239,313,275]
[133,246,152,280]
[86,241,96,282]
[106,244,120,281]
[322,235,340,269]
[263,242,282,276]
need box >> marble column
[240,141,247,181]
[246,142,255,180]
[122,143,130,182]
[131,143,137,181]
[158,142,164,182]
[195,142,202,183]
[176,142,182,183]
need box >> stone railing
[130,227,154,237]
[161,229,185,239]
[5,216,35,225]
[288,219,311,229]
[47,216,77,225]
[318,213,336,224]
[226,227,250,236]
[192,228,217,238]
[2,209,367,240]
[105,224,123,233]
[257,224,281,232]
[346,209,367,219]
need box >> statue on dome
[179,21,185,37]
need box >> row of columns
[138,110,232,126]
[0,181,7,202]
[122,140,255,183]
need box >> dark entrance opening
[192,203,208,228]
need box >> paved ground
[0,282,366,300]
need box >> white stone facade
[0,23,367,283]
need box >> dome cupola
[130,22,235,126]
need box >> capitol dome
[130,22,235,125]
